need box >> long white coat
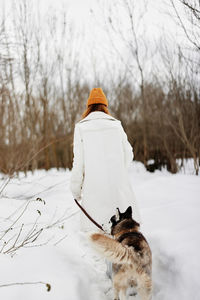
[70,111,141,231]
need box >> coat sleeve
[70,124,84,201]
[120,124,134,168]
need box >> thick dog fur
[89,206,152,300]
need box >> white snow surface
[0,162,199,300]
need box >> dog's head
[110,206,140,235]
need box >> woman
[70,88,141,232]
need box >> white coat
[70,111,141,231]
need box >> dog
[89,206,152,300]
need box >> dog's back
[117,229,152,276]
[90,206,152,300]
[90,228,152,273]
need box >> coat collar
[79,111,117,123]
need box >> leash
[74,199,105,232]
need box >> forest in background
[0,0,199,175]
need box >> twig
[0,200,32,240]
[54,234,68,246]
[13,223,24,248]
[45,211,78,229]
[4,228,43,254]
[0,281,51,292]
[23,236,54,248]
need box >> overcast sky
[1,0,186,45]
[0,0,188,85]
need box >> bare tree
[104,0,152,166]
[170,0,200,51]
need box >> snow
[0,162,200,300]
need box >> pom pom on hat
[87,88,108,107]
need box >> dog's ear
[124,206,132,218]
[110,215,117,226]
[116,207,121,221]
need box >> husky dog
[90,206,152,300]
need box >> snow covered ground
[0,162,199,300]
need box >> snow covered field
[0,162,199,300]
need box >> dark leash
[74,199,105,232]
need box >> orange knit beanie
[87,88,108,107]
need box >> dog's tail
[89,233,139,265]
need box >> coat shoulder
[78,112,120,124]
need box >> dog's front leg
[113,289,119,300]
[113,276,127,300]
[138,286,152,300]
[119,289,127,300]
[113,286,119,300]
